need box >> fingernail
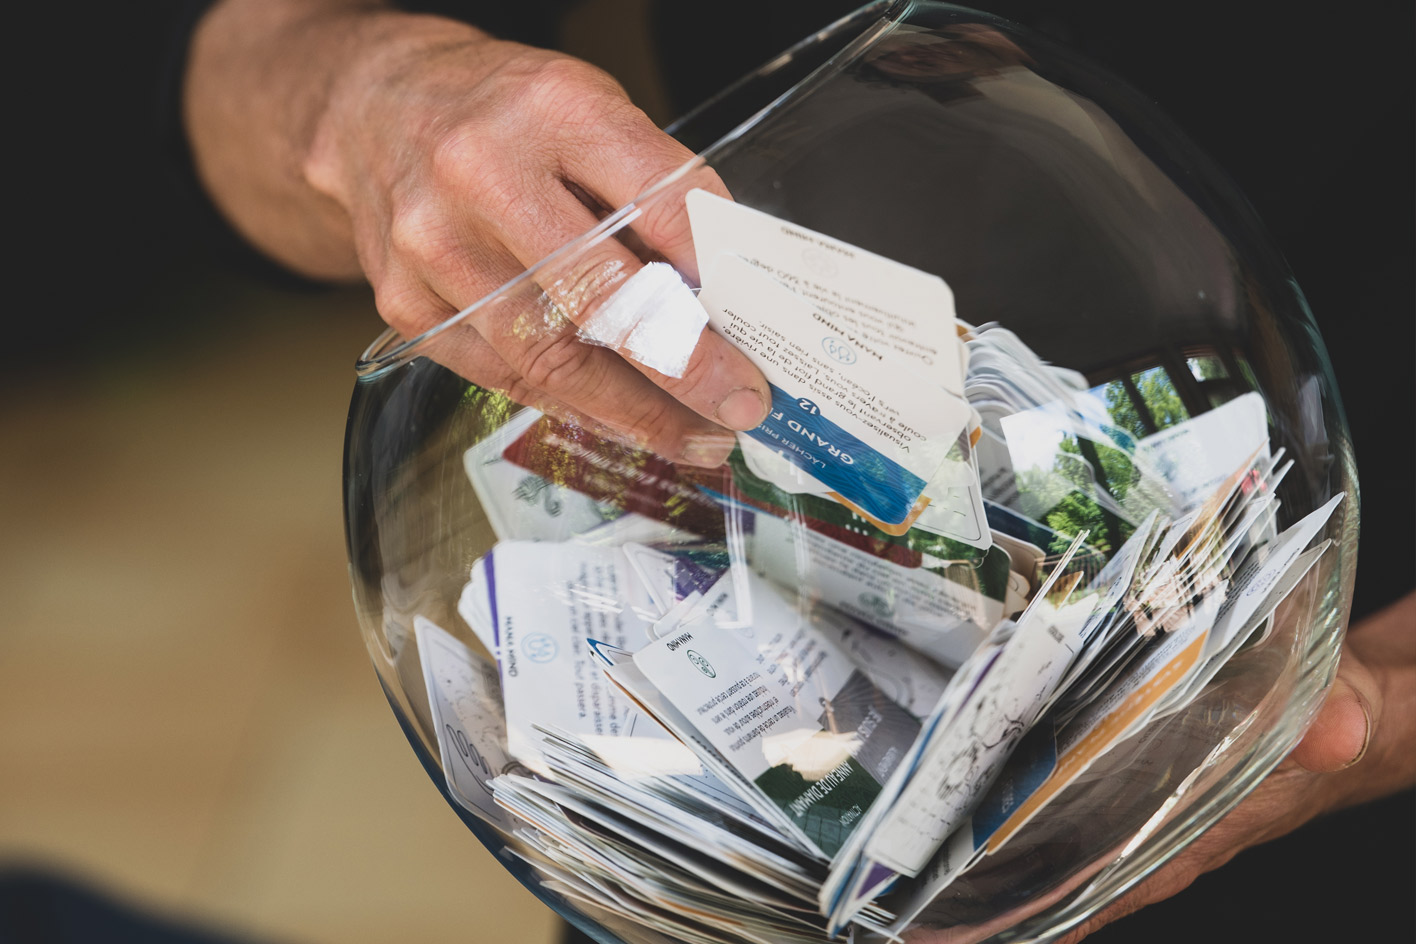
[680,432,737,468]
[716,387,769,431]
[1339,694,1373,770]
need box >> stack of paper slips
[470,407,1037,676]
[405,197,1346,942]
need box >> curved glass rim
[343,2,1360,937]
[354,0,904,378]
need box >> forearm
[184,0,768,462]
[183,0,492,281]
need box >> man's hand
[186,1,769,465]
[1059,590,1416,942]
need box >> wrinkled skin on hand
[189,6,769,465]
[1054,590,1412,943]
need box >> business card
[697,254,972,524]
[686,189,967,396]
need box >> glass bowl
[342,3,1356,941]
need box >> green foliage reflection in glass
[1021,365,1204,559]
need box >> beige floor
[0,277,560,944]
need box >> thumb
[1290,647,1379,772]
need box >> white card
[482,541,672,773]
[630,571,924,861]
[749,513,1000,666]
[687,189,966,395]
[414,616,517,830]
[634,575,849,782]
[698,253,973,525]
[1206,493,1344,656]
[1134,391,1269,513]
[810,605,955,720]
[861,592,1095,875]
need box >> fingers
[466,318,739,466]
[559,106,731,282]
[394,247,737,466]
[444,123,768,440]
[373,212,744,465]
[535,85,771,434]
[635,326,773,430]
[525,220,770,435]
[358,48,768,462]
[405,297,739,468]
[1291,647,1380,773]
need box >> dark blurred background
[5,1,1411,942]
